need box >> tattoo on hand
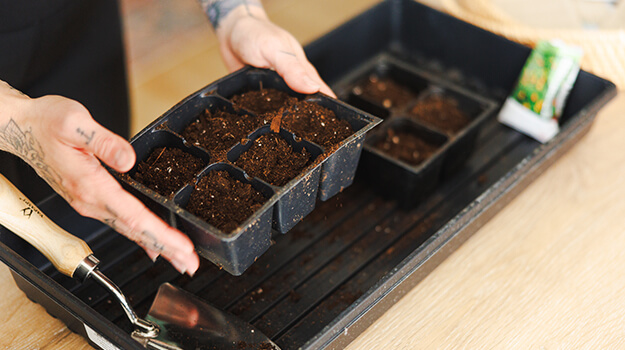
[0,119,70,199]
[198,0,262,29]
[103,218,118,231]
[104,205,165,254]
[76,128,95,145]
[138,231,165,254]
[279,51,296,57]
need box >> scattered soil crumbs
[409,94,471,134]
[236,341,279,350]
[133,147,204,197]
[235,134,311,186]
[374,128,440,166]
[277,100,354,149]
[353,74,418,110]
[181,108,263,158]
[186,171,267,233]
[231,88,298,115]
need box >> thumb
[69,120,136,173]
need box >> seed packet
[498,40,583,143]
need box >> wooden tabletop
[1,0,624,348]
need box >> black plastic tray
[0,1,616,350]
[114,68,380,275]
[338,54,499,206]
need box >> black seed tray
[336,54,499,206]
[0,2,616,350]
[112,68,380,275]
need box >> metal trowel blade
[133,283,280,350]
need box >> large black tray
[0,1,616,350]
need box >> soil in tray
[186,170,268,233]
[181,107,263,159]
[353,74,418,110]
[235,134,311,187]
[230,88,298,115]
[408,94,471,134]
[270,100,354,149]
[374,128,441,166]
[133,147,205,197]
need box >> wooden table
[1,0,624,348]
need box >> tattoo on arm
[198,0,262,29]
[0,119,71,200]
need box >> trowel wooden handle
[0,174,92,277]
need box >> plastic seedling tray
[112,67,380,275]
[336,54,499,205]
[0,1,616,350]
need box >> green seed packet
[498,40,582,143]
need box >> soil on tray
[133,147,205,197]
[408,94,471,134]
[230,88,298,115]
[235,134,311,187]
[374,128,440,166]
[186,170,267,233]
[270,100,354,149]
[353,74,418,110]
[181,107,263,159]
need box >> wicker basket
[441,0,625,89]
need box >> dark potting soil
[181,107,263,159]
[374,128,440,166]
[353,74,418,110]
[409,94,471,134]
[133,147,205,197]
[230,88,298,115]
[274,100,354,149]
[235,134,311,187]
[186,171,267,233]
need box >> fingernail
[170,259,187,275]
[115,149,130,170]
[304,75,320,90]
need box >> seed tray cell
[174,163,276,276]
[360,118,448,206]
[0,1,616,350]
[228,125,324,234]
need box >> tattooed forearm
[0,119,70,199]
[198,0,262,29]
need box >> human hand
[214,4,336,97]
[0,90,199,275]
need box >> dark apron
[0,0,130,203]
